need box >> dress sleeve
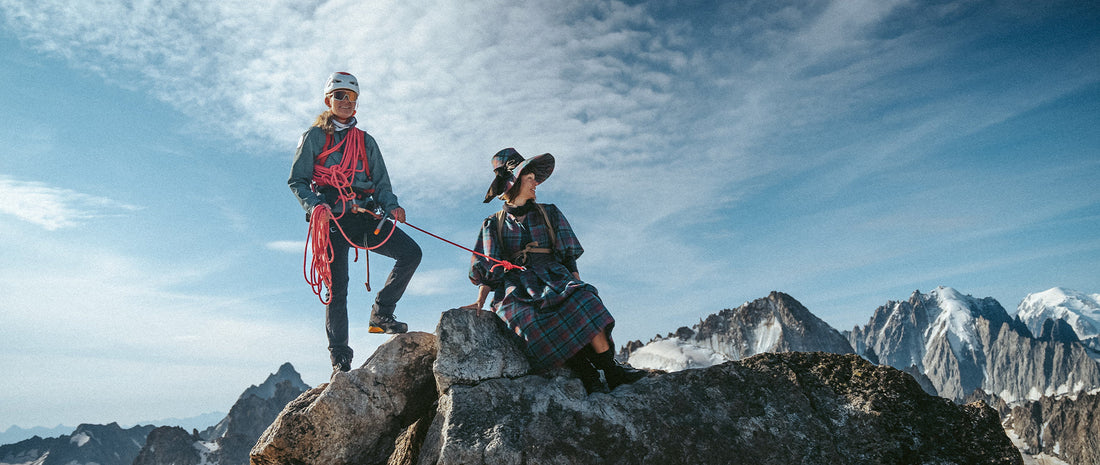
[545,204,583,269]
[469,215,508,287]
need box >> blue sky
[1,0,1097,432]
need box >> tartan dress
[469,202,615,370]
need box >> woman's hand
[461,285,492,311]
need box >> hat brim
[515,153,555,185]
[483,153,555,202]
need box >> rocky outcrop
[252,307,1023,465]
[1037,317,1082,344]
[1005,391,1100,465]
[432,306,530,392]
[251,332,439,465]
[0,422,155,465]
[624,292,855,371]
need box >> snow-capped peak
[924,286,982,353]
[1017,287,1100,340]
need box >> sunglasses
[331,90,358,102]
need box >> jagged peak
[1038,318,1081,344]
[238,363,310,402]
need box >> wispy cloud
[266,240,303,254]
[0,175,140,230]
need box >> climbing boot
[332,354,352,374]
[591,349,646,390]
[330,348,353,375]
[565,355,609,394]
[369,313,408,334]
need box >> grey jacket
[288,121,400,217]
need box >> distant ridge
[0,424,74,446]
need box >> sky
[1,0,1098,433]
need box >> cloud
[405,267,467,297]
[0,175,140,230]
[266,240,304,254]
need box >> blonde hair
[312,109,336,135]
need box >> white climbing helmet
[323,72,359,96]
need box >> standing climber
[464,148,646,394]
[289,72,422,373]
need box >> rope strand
[303,206,398,304]
[401,221,525,272]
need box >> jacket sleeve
[288,127,326,213]
[362,133,400,214]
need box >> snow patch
[193,440,220,465]
[69,432,91,447]
[1003,427,1071,465]
[627,338,728,372]
[752,318,782,355]
[925,287,980,355]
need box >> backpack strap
[495,209,507,255]
[494,204,558,265]
[535,203,557,251]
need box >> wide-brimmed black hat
[483,148,555,202]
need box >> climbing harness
[302,127,387,304]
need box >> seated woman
[464,148,645,394]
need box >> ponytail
[312,110,336,135]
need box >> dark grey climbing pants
[325,211,421,357]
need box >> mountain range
[624,286,1100,405]
[0,363,308,465]
[620,286,1100,464]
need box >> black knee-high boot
[565,353,609,394]
[590,349,646,390]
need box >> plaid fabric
[468,203,614,369]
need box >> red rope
[312,129,366,221]
[301,128,396,304]
[401,221,525,273]
[303,206,398,304]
